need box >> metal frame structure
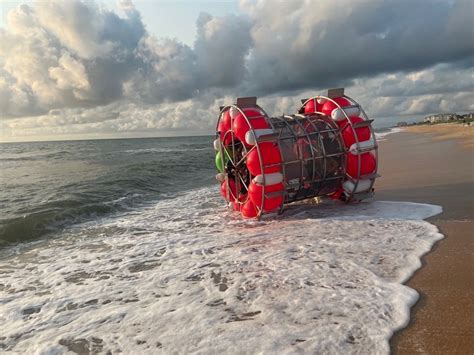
[215,88,379,219]
[298,89,379,202]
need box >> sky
[0,0,472,142]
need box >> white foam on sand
[0,187,443,354]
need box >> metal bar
[236,97,257,108]
[327,88,345,98]
[352,119,374,128]
[283,115,306,199]
[265,115,286,215]
[257,133,279,142]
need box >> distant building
[423,112,474,124]
[424,113,457,123]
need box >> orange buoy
[220,178,237,202]
[321,97,350,117]
[338,116,371,148]
[248,181,284,212]
[241,199,259,218]
[246,142,282,176]
[347,152,376,178]
[233,108,269,146]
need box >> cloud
[0,91,234,141]
[0,0,472,141]
[241,0,473,94]
[0,0,252,119]
[0,0,146,117]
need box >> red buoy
[233,108,269,146]
[231,193,248,211]
[304,98,323,114]
[248,181,284,212]
[321,97,350,117]
[218,110,232,146]
[220,178,237,202]
[246,142,282,176]
[347,152,376,178]
[338,116,371,148]
[241,199,259,218]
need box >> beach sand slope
[375,125,474,354]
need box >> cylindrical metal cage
[214,90,379,219]
[267,114,346,202]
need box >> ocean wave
[121,147,209,155]
[0,187,443,353]
[375,127,404,141]
[0,194,141,245]
[0,150,74,162]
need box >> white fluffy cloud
[0,0,472,141]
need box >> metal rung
[236,97,257,108]
[306,175,345,184]
[351,144,378,153]
[359,173,380,180]
[328,88,344,98]
[343,104,361,110]
[257,133,279,142]
[263,162,281,168]
[352,119,374,128]
[247,115,266,120]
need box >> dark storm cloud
[242,0,473,95]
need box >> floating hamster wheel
[214,88,379,219]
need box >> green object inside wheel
[215,149,230,173]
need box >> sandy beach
[375,124,474,354]
[405,123,474,149]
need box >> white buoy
[213,138,221,151]
[343,179,372,193]
[245,128,275,145]
[252,172,284,186]
[348,139,376,154]
[331,106,361,121]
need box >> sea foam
[0,187,442,354]
[375,127,404,141]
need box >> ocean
[0,129,443,353]
[0,136,215,245]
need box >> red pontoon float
[214,88,379,219]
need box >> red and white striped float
[214,88,379,219]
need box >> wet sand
[374,126,474,354]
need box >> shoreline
[375,125,474,353]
